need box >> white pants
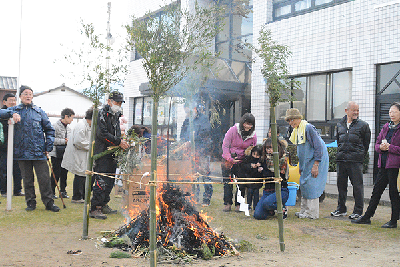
[299,197,319,219]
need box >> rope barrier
[85,170,283,186]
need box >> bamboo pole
[82,107,98,239]
[149,100,159,267]
[270,106,285,252]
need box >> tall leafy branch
[125,1,223,265]
[251,26,298,252]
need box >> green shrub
[110,251,131,258]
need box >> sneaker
[71,199,85,204]
[14,192,25,196]
[89,209,107,220]
[59,192,69,199]
[102,205,117,214]
[1,193,6,198]
[202,203,210,207]
[46,203,60,212]
[351,215,371,225]
[283,208,288,219]
[349,213,361,220]
[52,194,58,199]
[25,205,36,211]
[223,204,231,212]
[330,210,347,217]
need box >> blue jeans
[254,188,289,220]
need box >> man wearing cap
[7,85,59,212]
[89,91,130,219]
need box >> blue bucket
[286,182,299,206]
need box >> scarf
[289,120,307,145]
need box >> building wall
[252,0,400,185]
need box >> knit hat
[285,108,303,122]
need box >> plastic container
[286,182,299,206]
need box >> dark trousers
[0,151,23,194]
[336,162,364,215]
[194,153,213,204]
[51,156,68,193]
[364,168,400,222]
[222,162,239,206]
[254,188,289,220]
[90,159,116,210]
[18,160,53,208]
[72,175,86,200]
[247,187,260,210]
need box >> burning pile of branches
[114,184,236,259]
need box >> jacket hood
[235,123,256,141]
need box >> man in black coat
[331,101,371,219]
[181,104,213,206]
[89,91,129,219]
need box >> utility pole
[106,2,112,94]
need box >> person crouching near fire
[254,138,289,220]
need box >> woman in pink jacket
[221,113,257,212]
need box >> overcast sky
[0,0,135,93]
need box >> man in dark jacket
[331,101,371,219]
[181,104,213,206]
[89,91,129,219]
[0,93,24,197]
[8,85,59,212]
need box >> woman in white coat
[61,109,93,203]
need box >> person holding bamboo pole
[89,91,129,219]
[285,108,328,219]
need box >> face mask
[110,103,122,114]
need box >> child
[254,138,289,220]
[236,145,264,210]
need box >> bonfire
[114,184,236,260]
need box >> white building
[124,0,400,185]
[33,84,94,126]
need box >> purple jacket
[222,123,257,163]
[375,122,400,168]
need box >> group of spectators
[1,86,399,227]
[0,86,128,219]
[219,101,399,227]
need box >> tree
[64,21,129,239]
[251,26,297,252]
[125,1,223,265]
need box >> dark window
[273,0,352,21]
[276,69,352,141]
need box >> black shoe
[25,205,36,211]
[46,203,60,212]
[381,221,397,228]
[59,192,69,199]
[52,194,58,199]
[102,205,117,214]
[351,215,371,225]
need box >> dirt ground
[1,185,399,267]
